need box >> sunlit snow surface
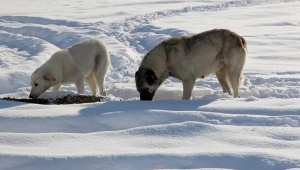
[0,0,300,169]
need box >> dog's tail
[225,73,245,88]
[239,36,248,52]
[239,74,245,86]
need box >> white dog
[29,39,110,98]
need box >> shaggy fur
[135,29,247,100]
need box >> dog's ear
[165,37,179,45]
[43,73,56,81]
[145,70,156,85]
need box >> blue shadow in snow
[79,99,214,115]
[0,100,27,109]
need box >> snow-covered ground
[0,0,300,169]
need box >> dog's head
[135,41,174,100]
[29,69,57,98]
[135,68,162,101]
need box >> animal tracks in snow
[1,1,300,169]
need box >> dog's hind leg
[85,73,97,95]
[52,84,61,92]
[182,78,196,100]
[95,69,108,96]
[216,66,232,96]
[93,52,110,96]
[228,69,242,98]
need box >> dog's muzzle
[140,89,155,101]
[29,93,39,99]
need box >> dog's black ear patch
[145,70,156,85]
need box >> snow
[0,0,300,169]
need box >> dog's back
[66,39,107,76]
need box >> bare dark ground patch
[0,95,104,105]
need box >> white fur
[29,39,110,98]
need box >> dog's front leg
[75,77,85,94]
[182,79,195,100]
[52,84,61,92]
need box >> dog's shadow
[80,99,214,115]
[77,99,216,133]
[0,98,216,133]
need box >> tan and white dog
[135,29,247,100]
[29,39,110,98]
